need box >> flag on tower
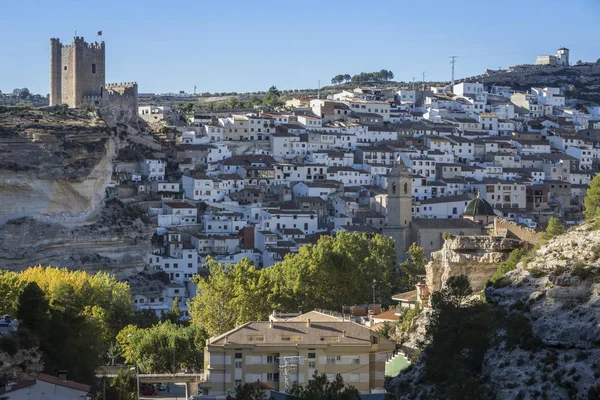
[97,31,102,36]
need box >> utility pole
[279,356,303,393]
[411,77,416,90]
[449,56,457,87]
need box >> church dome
[463,194,495,217]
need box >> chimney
[270,320,274,329]
[306,319,311,328]
[57,370,67,382]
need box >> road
[140,383,188,400]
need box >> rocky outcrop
[0,107,154,276]
[0,344,43,382]
[389,222,600,399]
[0,202,153,278]
[482,222,600,399]
[426,235,522,292]
[0,107,113,224]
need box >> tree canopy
[331,70,394,84]
[422,276,492,398]
[116,321,207,373]
[289,372,361,400]
[3,266,136,385]
[584,173,600,220]
[541,217,565,240]
[189,232,401,337]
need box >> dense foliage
[421,276,492,399]
[331,70,395,84]
[289,372,361,400]
[541,217,565,240]
[584,173,600,220]
[189,232,401,336]
[116,321,207,373]
[1,267,135,385]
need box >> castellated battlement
[104,82,138,89]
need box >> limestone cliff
[0,201,153,277]
[0,106,153,275]
[389,222,600,399]
[0,106,112,224]
[426,235,521,292]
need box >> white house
[140,159,166,181]
[158,202,198,228]
[414,194,472,219]
[0,373,91,400]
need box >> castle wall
[493,218,541,246]
[60,44,75,106]
[96,82,139,128]
[49,39,62,106]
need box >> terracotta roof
[37,373,91,393]
[208,321,392,347]
[372,309,400,321]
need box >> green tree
[541,217,565,240]
[189,258,270,336]
[262,86,283,107]
[161,297,183,325]
[398,243,427,292]
[120,321,207,373]
[110,368,136,400]
[189,258,237,336]
[226,383,268,400]
[13,281,51,333]
[343,74,351,82]
[422,276,491,398]
[584,173,600,220]
[289,371,361,400]
[0,270,22,315]
[266,232,397,312]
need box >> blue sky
[1,0,599,95]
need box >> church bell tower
[383,157,412,262]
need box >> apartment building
[200,319,395,396]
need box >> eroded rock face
[0,203,154,278]
[389,223,600,399]
[0,345,44,382]
[426,235,522,292]
[0,107,153,276]
[0,107,113,224]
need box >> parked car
[140,387,158,396]
[156,383,167,391]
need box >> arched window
[403,182,408,194]
[392,182,396,194]
[92,63,96,74]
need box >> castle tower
[383,157,413,262]
[557,47,569,67]
[49,37,105,107]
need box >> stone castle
[49,36,138,125]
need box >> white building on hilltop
[536,47,569,66]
